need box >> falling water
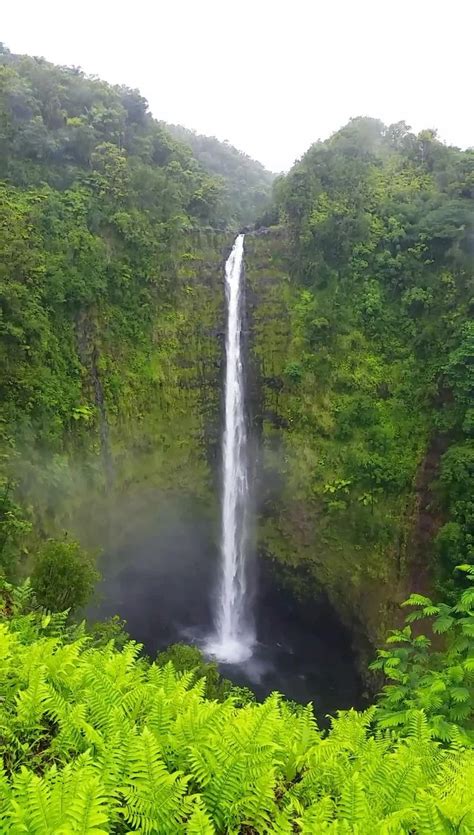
[207,234,255,663]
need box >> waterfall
[207,234,255,664]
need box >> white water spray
[207,234,255,664]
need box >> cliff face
[12,231,229,565]
[0,49,253,578]
[2,219,459,672]
[244,231,435,650]
[242,137,474,656]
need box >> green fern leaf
[415,791,454,834]
[64,774,109,834]
[433,615,455,634]
[402,594,433,607]
[123,727,190,833]
[449,686,470,703]
[186,802,216,834]
[338,771,368,824]
[298,796,335,832]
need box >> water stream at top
[207,234,255,663]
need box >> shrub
[31,537,100,612]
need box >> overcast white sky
[3,0,473,171]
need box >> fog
[87,488,362,715]
[3,0,473,171]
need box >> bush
[88,615,130,650]
[284,360,304,383]
[31,537,100,612]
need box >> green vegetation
[155,643,254,706]
[2,52,470,651]
[372,565,474,744]
[0,578,472,833]
[0,44,254,227]
[246,117,473,642]
[31,538,99,613]
[167,124,275,227]
[0,47,473,832]
[0,46,242,572]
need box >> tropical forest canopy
[166,123,275,227]
[230,117,473,687]
[0,45,473,832]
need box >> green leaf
[402,594,433,608]
[432,615,455,634]
[449,687,470,703]
[186,803,216,834]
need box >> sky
[2,0,473,172]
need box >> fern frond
[15,666,51,728]
[231,767,277,831]
[338,771,369,824]
[11,578,35,615]
[186,801,216,834]
[123,726,190,833]
[297,795,335,832]
[64,773,109,834]
[414,790,454,835]
[407,709,432,742]
[16,770,51,834]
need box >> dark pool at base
[88,502,363,718]
[218,583,364,717]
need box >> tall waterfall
[207,234,255,663]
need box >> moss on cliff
[246,231,435,646]
[244,120,473,648]
[8,230,229,562]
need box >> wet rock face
[243,230,433,668]
[17,231,230,551]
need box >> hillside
[167,123,275,226]
[245,117,473,644]
[0,44,271,229]
[0,46,234,578]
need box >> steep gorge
[1,50,472,693]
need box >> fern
[123,726,191,833]
[231,767,277,831]
[11,770,51,834]
[338,772,369,825]
[373,746,422,815]
[186,801,216,834]
[414,791,454,835]
[11,578,35,615]
[297,796,335,832]
[1,583,472,833]
[64,774,110,834]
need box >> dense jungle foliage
[166,124,275,227]
[247,117,473,641]
[0,574,473,833]
[0,45,250,575]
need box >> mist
[2,0,473,171]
